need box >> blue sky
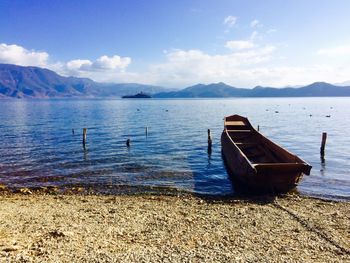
[1,0,350,88]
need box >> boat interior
[225,120,285,164]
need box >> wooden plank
[225,121,246,126]
[226,129,251,132]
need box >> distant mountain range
[154,82,350,98]
[154,83,250,98]
[1,63,350,98]
[0,64,165,98]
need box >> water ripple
[0,98,349,199]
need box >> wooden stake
[320,132,327,159]
[207,145,212,155]
[83,128,87,148]
[207,129,212,147]
[126,138,131,147]
[72,129,75,135]
[207,129,212,154]
[257,125,260,131]
[145,127,148,136]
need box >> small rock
[19,188,32,195]
[3,246,19,252]
[48,230,66,238]
[72,187,84,193]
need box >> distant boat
[221,114,312,193]
[122,92,152,99]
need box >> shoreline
[0,191,349,262]
[1,183,349,202]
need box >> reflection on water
[0,98,349,200]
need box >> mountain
[154,82,350,98]
[250,82,350,97]
[154,82,251,98]
[94,83,166,97]
[290,82,350,96]
[0,64,166,98]
[2,63,350,98]
[0,64,94,98]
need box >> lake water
[0,98,349,200]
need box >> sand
[0,190,349,262]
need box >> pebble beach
[0,190,349,262]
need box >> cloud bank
[225,40,255,50]
[1,19,350,88]
[66,55,131,72]
[317,45,350,56]
[0,43,48,67]
[0,43,132,83]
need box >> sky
[1,0,350,88]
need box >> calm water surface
[0,98,349,200]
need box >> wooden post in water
[207,129,212,155]
[320,132,327,161]
[72,129,75,135]
[257,125,260,131]
[145,127,148,136]
[126,138,131,147]
[82,128,87,148]
[208,129,212,147]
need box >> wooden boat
[221,114,312,193]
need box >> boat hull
[221,115,311,194]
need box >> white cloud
[250,19,261,28]
[145,45,277,87]
[250,31,258,40]
[65,55,131,73]
[317,45,350,56]
[146,49,350,88]
[0,43,49,66]
[93,55,131,70]
[223,16,237,27]
[245,65,350,87]
[66,59,92,71]
[3,42,350,88]
[61,55,131,82]
[225,40,255,50]
[0,43,131,83]
[267,28,277,34]
[225,31,258,50]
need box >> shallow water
[0,98,349,200]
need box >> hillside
[154,82,251,98]
[0,64,165,98]
[1,64,350,98]
[154,82,350,98]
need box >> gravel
[0,192,349,262]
